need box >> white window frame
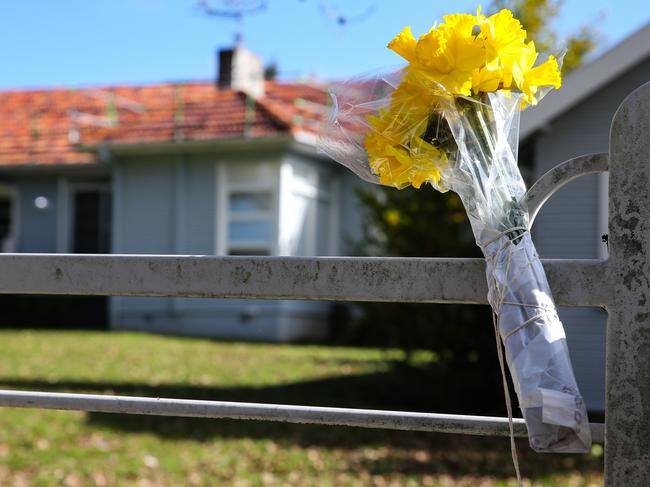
[278,160,340,256]
[215,162,279,256]
[278,161,318,256]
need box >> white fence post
[604,80,650,486]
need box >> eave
[521,21,650,140]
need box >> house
[0,46,362,342]
[521,21,650,412]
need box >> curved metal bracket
[526,153,609,227]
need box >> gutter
[0,161,111,176]
[77,135,294,157]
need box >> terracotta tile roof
[0,81,328,166]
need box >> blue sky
[1,0,648,90]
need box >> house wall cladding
[16,178,60,253]
[530,56,650,412]
[11,171,111,254]
[110,149,343,342]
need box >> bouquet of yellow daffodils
[320,8,591,453]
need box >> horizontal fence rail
[0,390,604,442]
[0,254,610,307]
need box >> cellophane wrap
[319,70,591,453]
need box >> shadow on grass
[0,361,509,414]
[0,363,510,445]
[0,368,603,477]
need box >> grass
[0,330,603,486]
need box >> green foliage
[346,186,498,384]
[562,26,599,73]
[356,185,476,258]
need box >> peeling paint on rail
[0,254,609,307]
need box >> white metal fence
[1,82,649,486]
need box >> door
[72,186,112,254]
[0,185,16,252]
[70,184,112,328]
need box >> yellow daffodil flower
[472,66,502,94]
[387,26,418,64]
[479,9,527,71]
[368,7,562,189]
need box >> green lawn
[0,330,603,486]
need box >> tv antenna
[197,0,268,41]
[317,0,377,26]
[198,1,377,37]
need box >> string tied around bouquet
[480,225,544,487]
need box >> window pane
[229,220,272,242]
[230,192,272,213]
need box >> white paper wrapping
[319,72,592,453]
[479,229,591,452]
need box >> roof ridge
[1,79,326,96]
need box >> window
[217,161,339,257]
[218,164,277,256]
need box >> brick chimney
[217,45,265,98]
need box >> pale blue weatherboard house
[0,46,362,341]
[110,144,362,342]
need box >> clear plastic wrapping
[319,69,591,453]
